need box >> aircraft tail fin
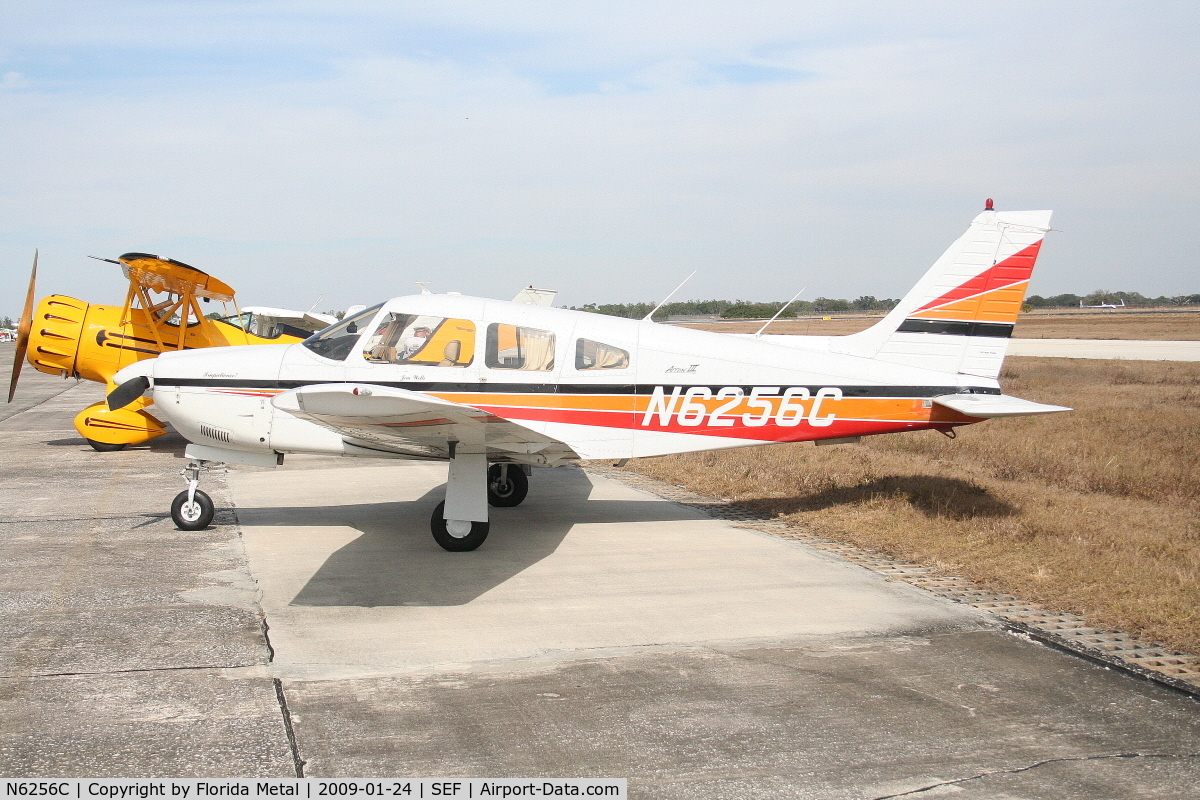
[833,207,1052,379]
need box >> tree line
[568,290,1200,319]
[567,296,901,320]
[1025,291,1200,308]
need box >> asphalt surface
[2,341,1200,798]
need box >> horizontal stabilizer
[932,393,1071,418]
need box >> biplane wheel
[171,489,215,531]
[487,464,529,507]
[430,501,489,551]
[87,438,127,452]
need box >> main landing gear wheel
[87,438,127,452]
[430,501,489,551]
[171,489,215,530]
[487,463,528,507]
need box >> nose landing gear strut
[171,460,215,530]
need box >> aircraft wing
[932,393,1071,418]
[116,253,236,301]
[271,383,579,465]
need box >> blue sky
[2,1,1198,317]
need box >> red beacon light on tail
[985,198,994,211]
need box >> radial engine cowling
[27,295,88,378]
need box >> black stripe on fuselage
[152,377,1002,397]
[896,319,1014,338]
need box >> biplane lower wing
[271,383,580,464]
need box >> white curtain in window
[520,329,556,371]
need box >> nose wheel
[171,461,215,530]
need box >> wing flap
[933,393,1071,418]
[272,383,578,463]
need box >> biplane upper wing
[116,253,235,302]
[271,383,579,464]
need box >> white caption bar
[1,780,626,800]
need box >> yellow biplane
[8,251,332,450]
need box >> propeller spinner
[7,250,38,403]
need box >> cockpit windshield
[301,303,383,361]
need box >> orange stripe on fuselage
[425,391,978,442]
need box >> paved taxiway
[3,342,1200,798]
[1008,338,1200,360]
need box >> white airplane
[222,306,340,339]
[107,205,1069,551]
[1080,298,1125,309]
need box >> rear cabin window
[485,324,556,371]
[575,339,630,370]
[302,303,383,361]
[362,313,476,367]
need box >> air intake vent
[199,423,232,444]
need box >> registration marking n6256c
[640,386,842,428]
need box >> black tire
[430,501,489,551]
[172,489,215,530]
[487,463,529,507]
[87,438,127,452]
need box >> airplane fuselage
[141,294,994,464]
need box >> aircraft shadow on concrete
[235,467,706,607]
[736,475,1015,520]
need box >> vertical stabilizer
[833,208,1052,378]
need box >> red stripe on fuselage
[470,403,933,442]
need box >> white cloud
[1,70,28,89]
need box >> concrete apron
[227,458,1200,796]
[230,460,981,680]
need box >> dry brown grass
[679,310,1200,340]
[1015,311,1200,341]
[623,357,1200,653]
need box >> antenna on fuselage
[416,282,432,295]
[753,287,806,337]
[642,270,697,322]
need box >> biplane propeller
[7,251,333,450]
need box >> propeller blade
[7,250,38,403]
[107,375,150,411]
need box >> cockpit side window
[362,314,475,367]
[302,303,383,361]
[486,323,556,371]
[575,339,630,370]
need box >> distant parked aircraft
[1080,299,1125,309]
